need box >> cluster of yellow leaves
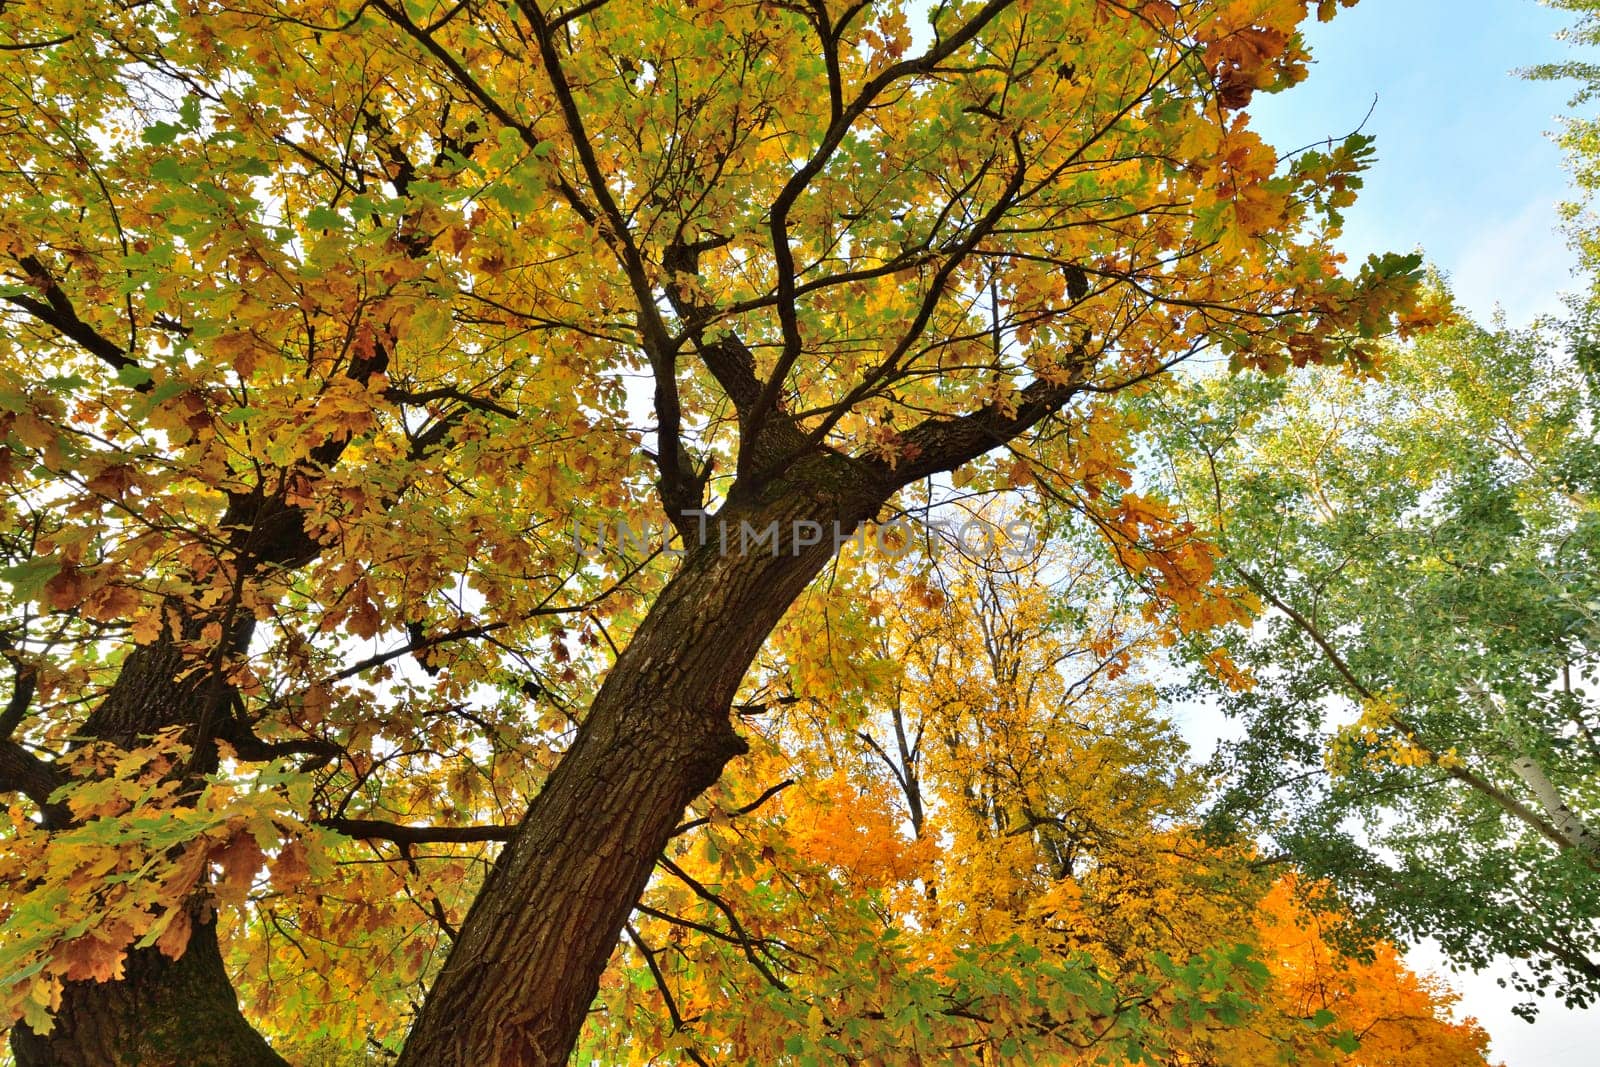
[584,533,1490,1065]
[1203,646,1258,690]
[1326,691,1461,776]
[226,838,482,1050]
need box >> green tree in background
[1158,310,1600,1016]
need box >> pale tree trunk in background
[1509,753,1600,859]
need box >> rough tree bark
[11,905,289,1067]
[3,192,394,1059]
[393,449,889,1066]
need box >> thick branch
[0,632,38,740]
[0,739,68,826]
[876,365,1090,487]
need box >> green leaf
[116,364,154,388]
[0,557,60,601]
[141,122,182,146]
[147,379,190,406]
[304,206,345,231]
[44,374,88,393]
[149,157,191,184]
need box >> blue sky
[1246,2,1598,1062]
[1252,0,1583,326]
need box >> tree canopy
[0,0,1554,1064]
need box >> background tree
[577,532,1498,1065]
[0,0,1416,1063]
[1137,0,1600,1025]
[1155,309,1600,1017]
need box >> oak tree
[0,0,1416,1063]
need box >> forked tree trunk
[11,906,289,1067]
[393,366,1081,1065]
[10,367,1069,1064]
[394,457,889,1067]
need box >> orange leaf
[271,839,312,891]
[155,908,193,961]
[58,934,127,983]
[212,831,266,903]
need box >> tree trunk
[393,358,1083,1066]
[9,622,285,1065]
[395,459,889,1067]
[1509,753,1600,860]
[11,906,289,1067]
